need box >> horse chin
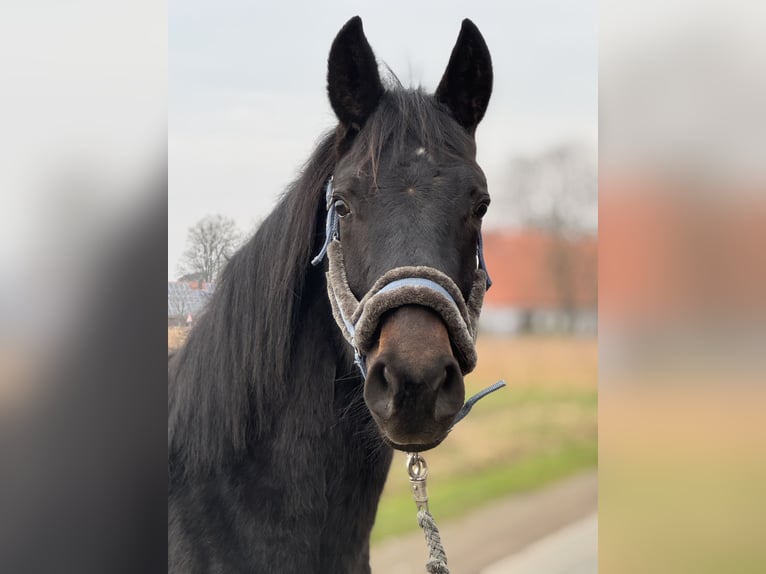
[382,435,446,453]
[367,406,451,452]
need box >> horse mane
[169,132,336,474]
[168,83,471,475]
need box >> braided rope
[406,383,507,573]
[417,509,449,574]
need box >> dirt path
[370,469,597,574]
[483,511,597,574]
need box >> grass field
[168,328,598,543]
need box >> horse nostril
[364,360,395,421]
[440,364,454,394]
[433,361,465,423]
[381,366,391,391]
[364,353,465,435]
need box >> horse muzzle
[320,239,488,449]
[363,305,465,450]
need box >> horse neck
[168,153,394,570]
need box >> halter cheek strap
[310,177,339,267]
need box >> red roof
[482,229,598,310]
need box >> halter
[311,176,492,378]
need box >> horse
[168,16,493,573]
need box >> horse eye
[474,202,489,218]
[334,200,351,218]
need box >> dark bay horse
[168,16,493,573]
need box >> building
[480,229,598,335]
[167,281,216,326]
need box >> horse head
[321,16,493,452]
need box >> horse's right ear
[327,16,383,132]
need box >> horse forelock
[342,84,476,185]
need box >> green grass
[473,384,600,412]
[371,441,597,543]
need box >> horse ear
[327,16,384,131]
[435,19,493,134]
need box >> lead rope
[407,453,449,574]
[407,380,506,574]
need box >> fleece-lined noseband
[311,176,492,378]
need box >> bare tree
[177,215,241,283]
[498,143,598,331]
[496,143,597,236]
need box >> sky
[169,0,597,278]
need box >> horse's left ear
[327,16,384,132]
[435,19,493,135]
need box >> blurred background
[168,2,597,572]
[0,2,167,571]
[600,2,766,572]
[4,0,761,572]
